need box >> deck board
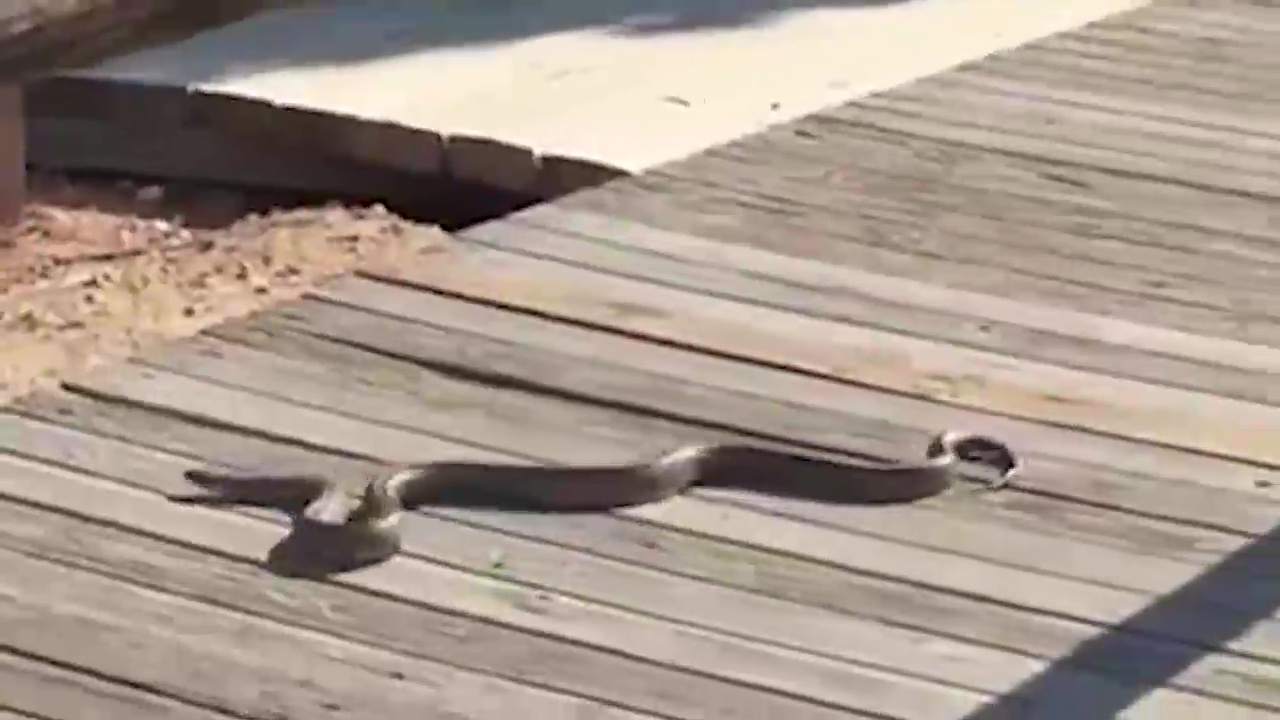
[5,2,1280,719]
[482,206,1280,379]
[361,248,1280,464]
[62,330,1280,615]
[0,650,235,720]
[4,378,1278,716]
[0,494,855,720]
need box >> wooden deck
[4,2,1280,718]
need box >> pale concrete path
[65,0,1146,193]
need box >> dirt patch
[1,171,450,404]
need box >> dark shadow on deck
[83,0,915,85]
[965,522,1280,716]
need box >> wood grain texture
[7,401,1280,715]
[0,542,659,720]
[12,307,1272,561]
[701,119,1278,260]
[948,59,1280,139]
[126,328,1280,616]
[0,446,1000,720]
[79,325,1280,660]
[10,393,1277,710]
[0,478,861,720]
[362,247,1280,466]
[301,280,1280,534]
[0,650,233,720]
[14,317,1269,559]
[475,206,1280,398]
[61,355,1280,658]
[836,88,1280,196]
[563,172,1280,346]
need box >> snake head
[953,434,1022,481]
[931,431,1023,488]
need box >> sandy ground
[0,172,449,404]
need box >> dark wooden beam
[0,1,299,81]
[0,83,21,224]
[0,1,301,224]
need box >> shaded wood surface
[5,2,1280,719]
[0,0,294,80]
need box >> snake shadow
[170,488,389,578]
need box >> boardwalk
[4,2,1280,718]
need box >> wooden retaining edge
[24,75,628,205]
[0,83,20,224]
[362,246,1280,468]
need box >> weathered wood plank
[472,207,1280,403]
[358,248,1280,466]
[1031,26,1280,89]
[9,407,1280,713]
[119,327,1280,636]
[19,315,1270,569]
[0,543,660,720]
[427,505,1280,712]
[711,115,1280,251]
[0,490,863,720]
[165,333,704,465]
[12,367,1253,569]
[653,152,1280,316]
[1132,3,1280,33]
[820,101,1280,199]
[0,468,1147,719]
[1106,10,1280,46]
[561,174,1280,346]
[1049,30,1280,78]
[1004,41,1277,103]
[68,357,519,465]
[392,513,1280,720]
[136,329,1280,615]
[864,76,1280,162]
[595,153,1280,314]
[0,450,1010,720]
[292,282,1280,533]
[59,358,1278,640]
[1143,3,1280,34]
[1058,11,1280,65]
[40,348,1280,666]
[207,300,1280,550]
[0,410,1236,712]
[951,59,1280,139]
[0,650,232,720]
[503,205,1280,367]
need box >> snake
[175,430,1021,576]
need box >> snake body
[179,430,1020,575]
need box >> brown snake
[174,430,1021,576]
